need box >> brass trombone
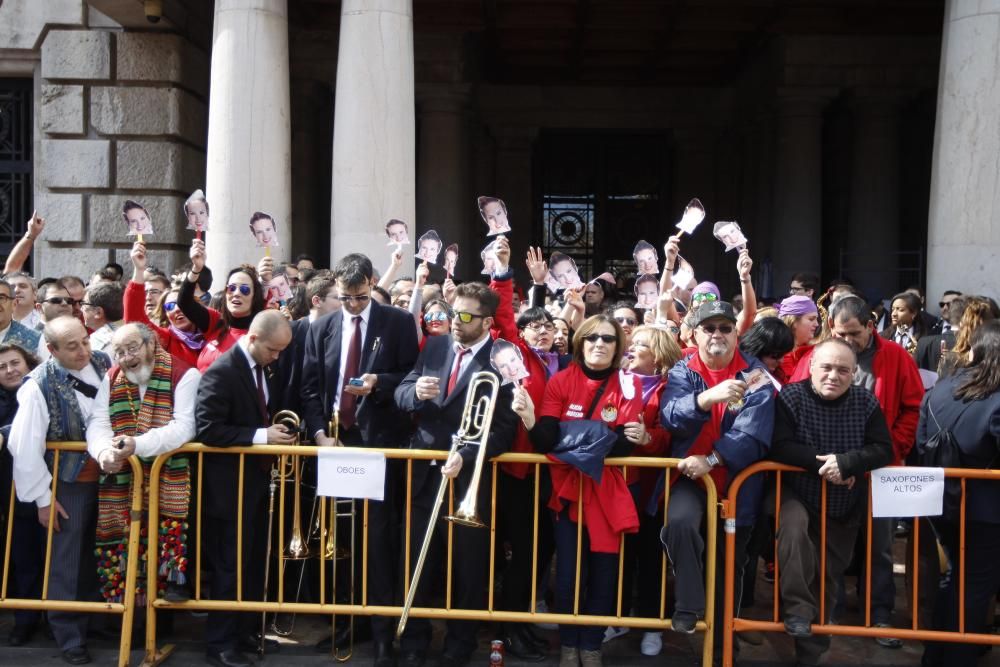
[396,371,500,638]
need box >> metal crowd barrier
[719,461,1000,667]
[141,445,719,667]
[1,442,145,667]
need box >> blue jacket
[656,350,775,526]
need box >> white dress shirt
[15,308,42,331]
[9,363,102,508]
[90,321,123,353]
[236,335,271,444]
[86,366,200,463]
[334,301,373,413]
[449,334,491,388]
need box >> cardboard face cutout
[632,241,659,275]
[634,274,660,310]
[490,339,530,385]
[671,256,696,293]
[251,214,279,247]
[184,190,210,233]
[480,240,499,276]
[713,220,748,252]
[123,201,154,237]
[478,196,512,236]
[415,231,443,264]
[265,273,293,307]
[546,254,584,292]
[385,219,411,246]
[444,243,459,277]
[676,198,706,235]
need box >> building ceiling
[291,0,944,85]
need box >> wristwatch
[706,451,721,468]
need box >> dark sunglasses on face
[453,311,485,324]
[341,294,371,305]
[423,311,450,323]
[164,302,179,312]
[198,292,212,306]
[226,283,252,296]
[615,316,637,326]
[43,297,75,306]
[583,333,617,344]
[701,323,734,335]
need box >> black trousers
[497,470,554,614]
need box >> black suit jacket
[195,344,277,520]
[394,334,517,492]
[915,331,956,373]
[301,300,419,444]
[275,317,311,416]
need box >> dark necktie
[255,363,268,423]
[446,347,470,397]
[341,316,363,429]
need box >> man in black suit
[196,311,296,667]
[394,282,518,667]
[916,296,966,373]
[301,253,420,664]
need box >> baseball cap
[692,300,737,328]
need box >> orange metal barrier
[720,461,1000,667]
[1,442,145,667]
[142,445,720,667]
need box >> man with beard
[9,316,111,665]
[86,323,200,603]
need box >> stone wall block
[115,141,204,193]
[40,84,85,135]
[41,248,110,282]
[89,194,187,245]
[39,139,111,189]
[91,87,208,144]
[41,30,111,80]
[113,247,189,279]
[33,193,84,242]
[116,33,210,97]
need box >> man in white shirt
[7,271,42,331]
[8,316,112,665]
[86,323,200,604]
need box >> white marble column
[927,0,1000,306]
[331,0,415,267]
[205,0,291,284]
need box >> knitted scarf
[95,347,190,603]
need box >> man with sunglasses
[658,300,774,654]
[395,282,518,667]
[301,253,419,664]
[38,280,77,326]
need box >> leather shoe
[206,649,252,667]
[61,647,92,665]
[9,624,36,647]
[237,633,280,654]
[783,615,813,638]
[399,651,426,667]
[374,640,396,667]
[503,628,546,662]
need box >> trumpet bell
[285,531,311,560]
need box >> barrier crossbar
[142,445,719,667]
[720,461,1000,667]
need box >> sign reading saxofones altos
[870,467,945,518]
[317,449,387,501]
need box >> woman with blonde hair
[938,296,997,378]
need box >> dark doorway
[0,79,33,271]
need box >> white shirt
[89,321,123,353]
[236,336,270,445]
[86,366,200,463]
[334,302,373,413]
[9,363,102,508]
[15,308,41,331]
[449,334,491,390]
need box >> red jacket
[790,335,923,464]
[123,281,201,368]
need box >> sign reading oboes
[317,448,387,501]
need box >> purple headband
[692,281,720,299]
[778,295,818,317]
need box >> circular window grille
[550,211,585,245]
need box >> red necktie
[255,363,268,423]
[446,347,470,397]
[341,316,363,429]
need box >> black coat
[274,317,311,416]
[301,301,419,444]
[915,332,955,373]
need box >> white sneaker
[602,626,629,644]
[640,631,662,656]
[534,599,558,630]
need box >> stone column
[205,0,291,281]
[492,126,538,285]
[927,1,1000,305]
[416,84,471,274]
[331,0,415,267]
[770,89,832,293]
[846,90,901,300]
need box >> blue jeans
[553,507,619,651]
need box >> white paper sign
[317,448,386,501]
[870,466,944,518]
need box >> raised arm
[736,248,757,335]
[4,211,44,275]
[377,246,404,291]
[657,235,681,325]
[177,238,213,334]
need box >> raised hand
[189,238,207,273]
[526,246,548,285]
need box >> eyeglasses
[0,295,11,304]
[453,311,485,324]
[582,333,617,344]
[146,289,163,298]
[615,316,637,326]
[700,323,735,335]
[340,294,371,304]
[112,340,147,361]
[692,293,718,304]
[79,301,93,308]
[789,285,806,295]
[424,311,450,323]
[43,297,75,306]
[198,292,212,306]
[164,302,179,312]
[226,283,252,296]
[524,322,555,333]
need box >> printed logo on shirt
[566,402,584,419]
[601,403,618,423]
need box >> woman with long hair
[741,316,795,384]
[920,321,1000,666]
[881,291,927,355]
[938,297,996,377]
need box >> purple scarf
[531,347,560,377]
[170,325,206,351]
[630,371,665,404]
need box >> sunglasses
[164,302,179,312]
[43,297,75,306]
[226,283,252,296]
[700,323,734,335]
[692,293,718,304]
[198,292,212,306]
[615,316,637,326]
[582,333,617,344]
[341,294,371,305]
[423,311,450,323]
[453,311,485,324]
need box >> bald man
[195,310,294,667]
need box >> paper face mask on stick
[480,240,499,276]
[634,274,660,310]
[250,212,279,247]
[385,219,411,246]
[671,256,696,293]
[478,196,512,236]
[416,230,443,264]
[265,273,293,307]
[490,338,530,385]
[675,198,705,235]
[546,252,584,292]
[444,243,459,277]
[123,200,154,237]
[632,240,659,275]
[184,190,210,233]
[713,220,748,252]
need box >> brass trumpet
[396,371,500,638]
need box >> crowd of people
[0,207,997,667]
